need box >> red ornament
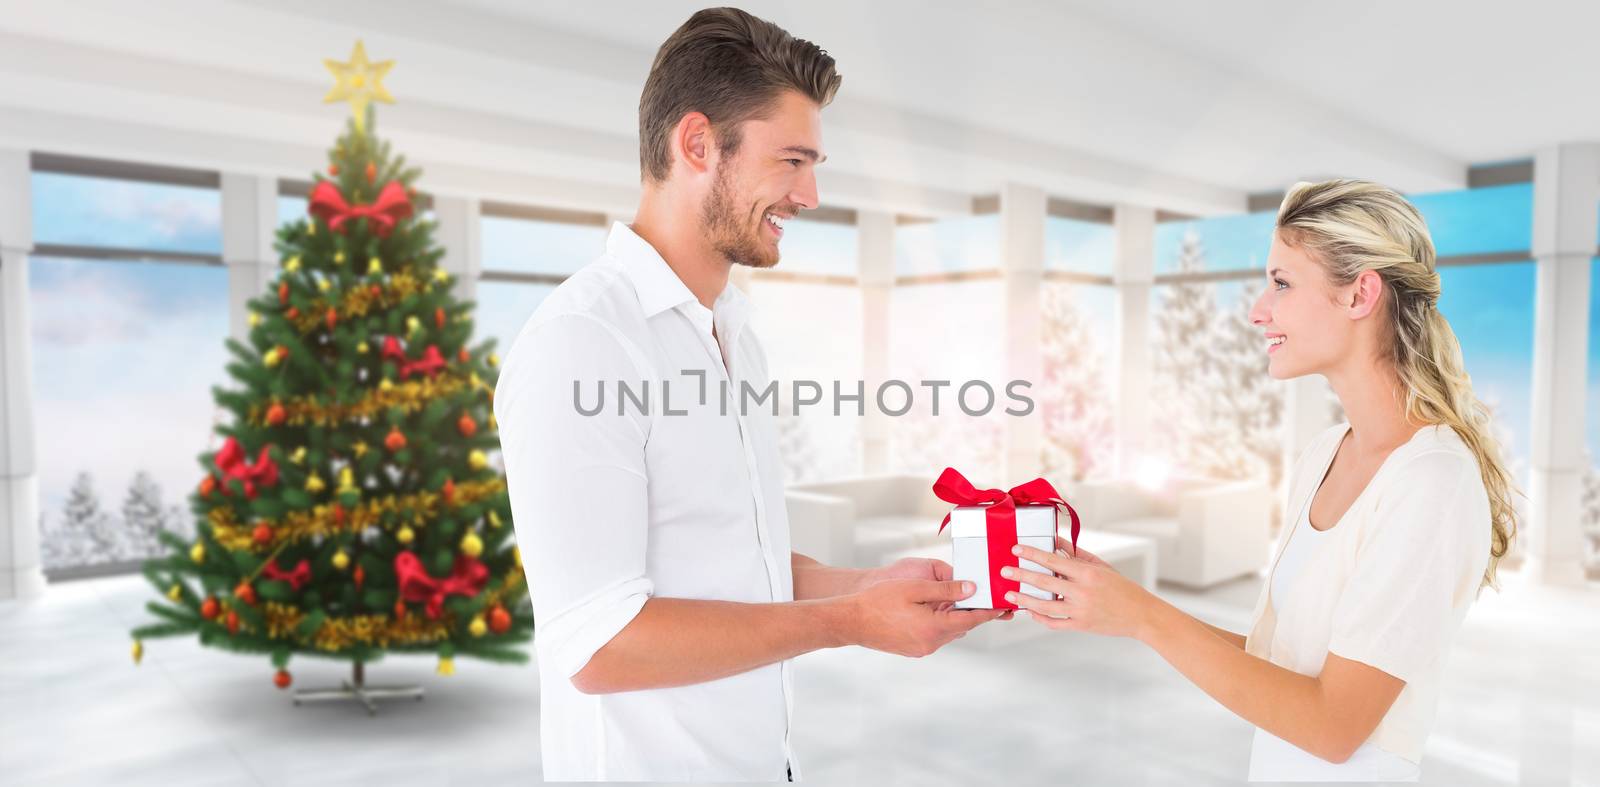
[274,669,292,689]
[285,306,299,320]
[332,502,347,525]
[276,345,290,362]
[457,348,470,363]
[353,564,365,589]
[252,523,273,546]
[384,426,407,453]
[488,605,511,634]
[434,307,445,329]
[226,610,240,635]
[199,476,216,498]
[393,599,406,619]
[369,284,382,298]
[265,403,286,427]
[328,164,340,177]
[200,596,220,619]
[457,413,477,437]
[325,308,338,331]
[234,581,257,606]
[365,161,376,184]
[442,477,456,504]
[278,282,289,306]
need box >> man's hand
[865,557,1014,618]
[840,579,1005,657]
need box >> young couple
[493,8,1516,782]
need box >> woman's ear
[1346,270,1385,320]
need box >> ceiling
[2,0,1594,218]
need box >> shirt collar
[608,221,753,341]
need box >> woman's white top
[1244,423,1491,782]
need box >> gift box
[932,468,1081,611]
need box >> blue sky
[22,172,1600,517]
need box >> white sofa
[785,475,951,569]
[1065,477,1271,589]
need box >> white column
[1001,183,1046,480]
[1112,204,1156,479]
[221,174,281,343]
[0,148,46,601]
[858,210,894,473]
[1526,142,1597,586]
[433,196,482,302]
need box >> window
[1155,210,1275,274]
[1045,216,1114,276]
[481,214,606,277]
[775,217,858,276]
[895,215,999,276]
[750,280,862,483]
[1411,183,1533,258]
[32,172,221,255]
[472,281,555,361]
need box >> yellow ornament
[322,40,395,133]
[379,378,394,391]
[487,353,499,368]
[468,450,488,471]
[318,278,332,292]
[469,616,487,637]
[290,446,307,464]
[248,312,261,327]
[285,256,301,272]
[131,639,144,665]
[357,341,369,354]
[460,531,483,558]
[305,473,326,494]
[487,413,497,431]
[332,549,350,571]
[190,542,206,563]
[338,467,357,493]
[433,269,449,283]
[166,584,182,602]
[436,656,454,676]
[263,347,281,367]
[512,546,522,569]
[368,258,383,275]
[487,510,502,529]
[405,315,421,335]
[397,525,415,545]
[334,251,346,265]
[352,441,369,459]
[308,220,316,236]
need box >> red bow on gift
[394,551,488,619]
[308,180,413,238]
[214,437,280,500]
[262,558,312,591]
[381,336,446,380]
[932,467,1081,610]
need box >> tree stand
[292,661,424,716]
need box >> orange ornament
[434,307,445,329]
[393,600,406,619]
[285,306,299,320]
[276,344,289,361]
[442,477,455,504]
[369,284,382,298]
[274,669,292,689]
[353,564,365,589]
[278,282,289,305]
[365,161,376,183]
[200,596,220,619]
[226,610,240,635]
[457,348,470,364]
[199,476,216,497]
[457,413,477,437]
[384,427,406,453]
[252,523,273,545]
[332,502,347,525]
[325,308,338,331]
[488,605,511,634]
[328,163,340,177]
[235,581,257,606]
[265,402,286,426]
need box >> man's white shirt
[493,222,797,781]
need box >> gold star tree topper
[323,40,394,132]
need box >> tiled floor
[2,570,1595,786]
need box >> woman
[1007,179,1518,782]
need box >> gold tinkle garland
[286,270,427,334]
[246,371,476,428]
[260,567,524,651]
[207,477,507,551]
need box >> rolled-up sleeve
[494,313,654,679]
[1326,450,1486,684]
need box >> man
[494,7,1002,782]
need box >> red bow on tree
[262,558,312,591]
[213,437,280,500]
[394,551,488,619]
[308,180,413,238]
[381,336,446,380]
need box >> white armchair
[1065,476,1272,589]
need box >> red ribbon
[262,558,311,591]
[932,467,1081,609]
[394,551,488,619]
[381,336,446,380]
[214,437,280,500]
[308,180,413,238]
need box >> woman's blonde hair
[1276,179,1518,589]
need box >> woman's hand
[999,536,1157,639]
[869,557,1014,618]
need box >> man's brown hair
[639,7,841,183]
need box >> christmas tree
[130,42,530,697]
[1039,281,1113,482]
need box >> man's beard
[701,158,779,269]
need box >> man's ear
[671,112,714,178]
[1347,270,1385,319]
